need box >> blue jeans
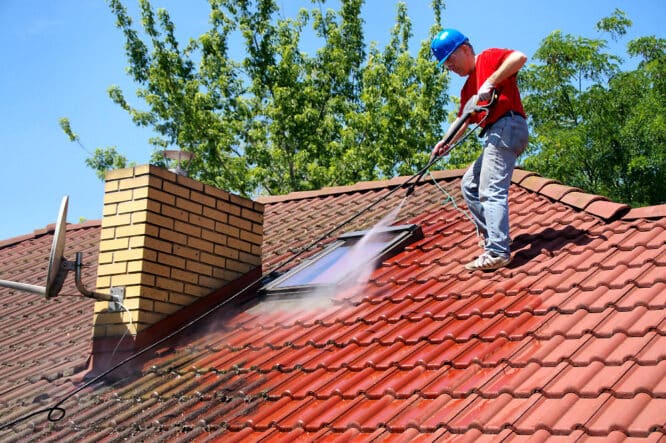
[461,114,529,258]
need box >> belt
[480,110,523,137]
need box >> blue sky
[1,0,664,241]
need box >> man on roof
[430,29,529,271]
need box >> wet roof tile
[1,169,665,441]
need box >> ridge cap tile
[539,182,581,201]
[623,203,666,220]
[511,168,538,185]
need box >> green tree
[69,0,449,196]
[59,117,130,180]
[521,9,665,206]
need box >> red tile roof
[1,169,664,441]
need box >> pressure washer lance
[405,91,498,197]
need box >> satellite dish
[0,196,118,304]
[45,195,68,298]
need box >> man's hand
[430,138,452,161]
[478,79,495,102]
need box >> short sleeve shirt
[460,48,526,127]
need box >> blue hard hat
[431,29,467,66]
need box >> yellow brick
[190,191,216,209]
[241,208,263,224]
[103,189,134,205]
[226,260,252,274]
[157,252,185,270]
[202,206,228,224]
[186,260,212,276]
[141,261,171,278]
[200,252,226,268]
[93,300,110,314]
[97,262,128,276]
[213,268,241,282]
[214,244,239,260]
[229,193,254,209]
[133,186,149,200]
[115,223,151,239]
[100,227,116,240]
[141,286,169,302]
[168,293,198,306]
[227,237,253,253]
[163,180,190,199]
[126,285,168,302]
[105,322,141,336]
[112,248,148,262]
[104,180,119,193]
[184,284,211,297]
[117,199,149,214]
[170,268,198,284]
[110,273,155,287]
[155,276,184,292]
[103,203,118,217]
[153,301,182,315]
[119,174,161,191]
[198,275,224,289]
[189,213,215,230]
[176,197,202,215]
[161,204,188,222]
[217,201,241,217]
[144,164,170,180]
[96,276,111,289]
[146,188,176,206]
[98,252,114,265]
[121,297,154,311]
[174,220,201,239]
[159,227,187,246]
[92,324,107,338]
[239,251,262,266]
[127,260,142,273]
[240,229,262,246]
[136,236,173,253]
[228,215,252,232]
[102,213,132,228]
[119,285,143,298]
[143,212,174,230]
[173,244,200,261]
[176,173,204,192]
[99,237,129,252]
[132,311,166,332]
[202,183,229,201]
[105,167,136,181]
[93,311,139,325]
[215,222,239,238]
[187,236,214,253]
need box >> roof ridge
[256,167,665,222]
[511,168,632,221]
[255,169,468,204]
[0,219,101,250]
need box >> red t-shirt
[459,48,526,127]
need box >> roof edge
[0,220,102,250]
[255,167,661,222]
[256,169,468,204]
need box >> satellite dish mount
[0,196,123,309]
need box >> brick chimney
[90,165,263,372]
